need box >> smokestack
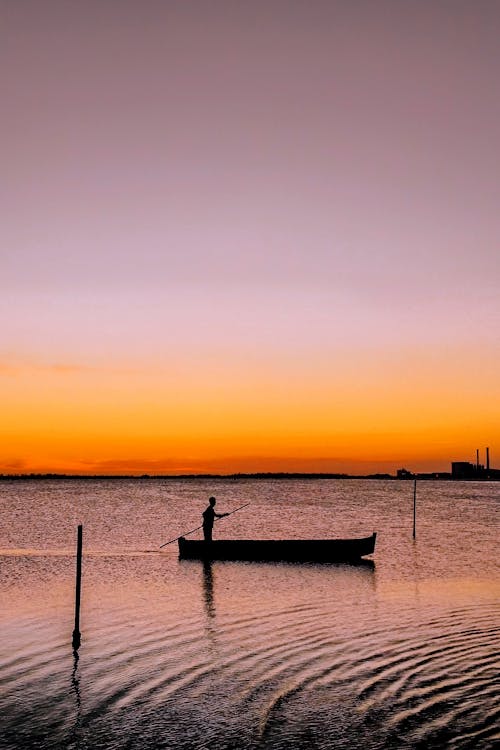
[476,449,479,470]
[486,447,490,472]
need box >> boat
[178,532,376,562]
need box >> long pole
[159,502,251,549]
[413,479,417,540]
[72,524,83,650]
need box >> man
[202,496,227,541]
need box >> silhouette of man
[202,497,227,541]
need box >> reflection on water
[202,560,216,621]
[0,479,499,749]
[201,560,219,657]
[69,649,82,747]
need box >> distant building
[451,462,479,480]
[452,447,500,479]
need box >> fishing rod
[159,502,251,549]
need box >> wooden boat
[178,532,376,562]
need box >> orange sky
[1,343,498,474]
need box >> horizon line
[0,470,457,480]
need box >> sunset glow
[2,1,499,475]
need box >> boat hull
[178,533,376,562]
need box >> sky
[1,0,499,475]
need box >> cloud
[0,359,90,375]
[48,363,95,373]
[0,458,29,472]
[67,454,405,476]
[0,362,20,375]
[0,359,136,376]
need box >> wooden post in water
[412,479,417,539]
[72,524,83,650]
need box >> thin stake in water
[413,479,417,539]
[72,524,83,650]
[159,502,251,549]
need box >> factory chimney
[476,449,479,470]
[486,447,490,472]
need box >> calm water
[1,478,499,749]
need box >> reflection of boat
[178,533,376,562]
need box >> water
[1,478,499,749]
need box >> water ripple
[2,478,499,749]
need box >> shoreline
[1,472,498,481]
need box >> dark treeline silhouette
[1,470,498,482]
[0,471,381,481]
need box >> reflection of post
[72,525,83,650]
[202,560,215,620]
[69,646,82,746]
[71,649,81,710]
[413,480,417,540]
